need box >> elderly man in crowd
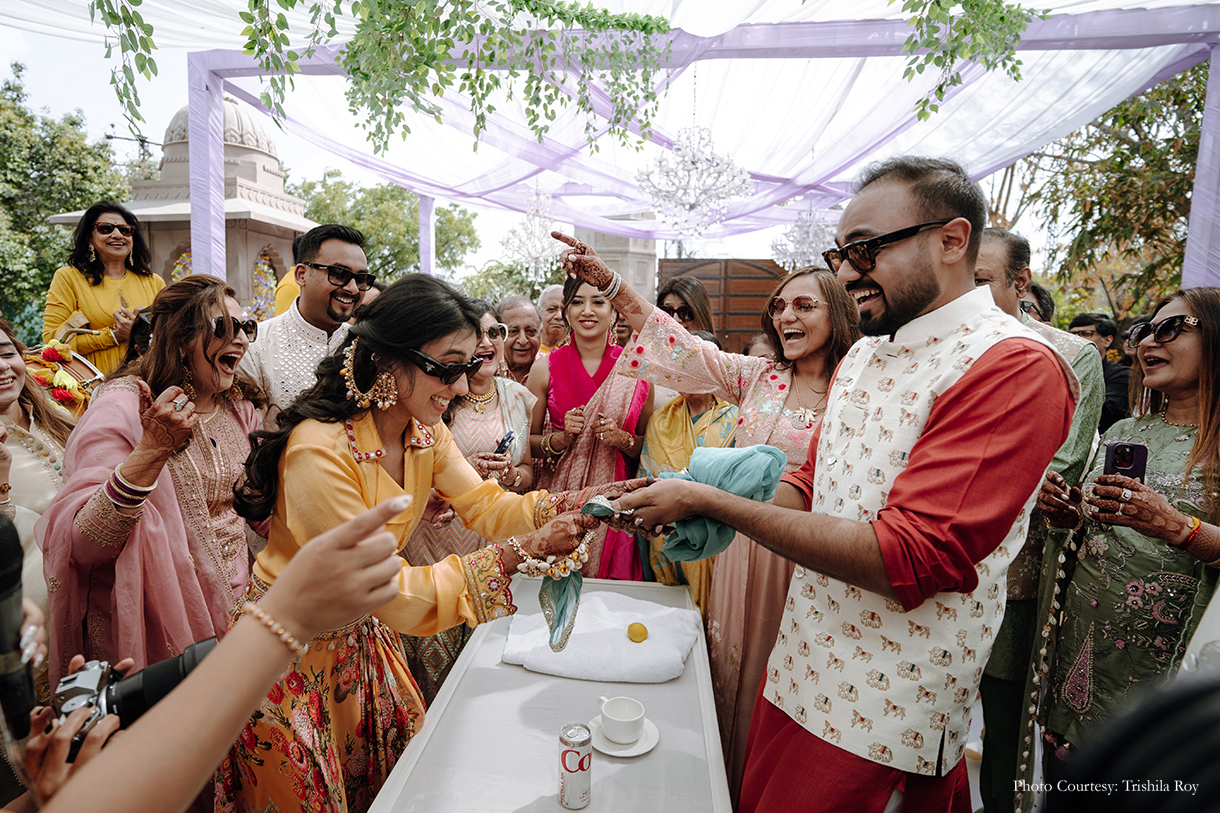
[498,294,543,385]
[536,283,565,354]
[972,227,1103,813]
[617,156,1077,813]
[239,224,371,426]
[1067,312,1130,432]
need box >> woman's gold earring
[88,245,96,263]
[370,372,398,410]
[180,360,197,400]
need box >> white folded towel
[502,592,702,683]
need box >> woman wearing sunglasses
[38,275,264,690]
[399,299,535,705]
[552,231,859,800]
[656,276,715,334]
[225,275,627,812]
[42,201,164,375]
[528,276,655,580]
[1029,288,1220,791]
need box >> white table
[371,577,732,812]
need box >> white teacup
[597,695,645,744]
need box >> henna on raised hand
[118,381,196,493]
[1085,474,1192,543]
[552,231,614,289]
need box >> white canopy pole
[1182,46,1220,288]
[419,195,435,275]
[187,52,226,279]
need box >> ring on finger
[172,397,187,412]
[1120,488,1132,502]
[1117,502,1123,516]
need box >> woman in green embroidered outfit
[1033,288,1220,777]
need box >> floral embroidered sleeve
[72,488,143,557]
[617,309,771,407]
[460,545,516,624]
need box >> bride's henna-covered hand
[519,511,600,559]
[1085,474,1192,542]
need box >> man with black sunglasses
[239,224,371,427]
[617,157,1079,813]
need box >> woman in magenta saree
[528,278,652,579]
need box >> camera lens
[107,637,217,728]
[1117,447,1133,468]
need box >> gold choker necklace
[464,388,496,413]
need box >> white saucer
[588,715,659,757]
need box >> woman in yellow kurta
[42,201,164,375]
[221,275,617,813]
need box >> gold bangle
[243,602,306,655]
[541,432,566,461]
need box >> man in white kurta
[618,157,1078,812]
[238,224,368,427]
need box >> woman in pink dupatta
[528,278,652,579]
[37,276,267,686]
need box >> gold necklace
[463,387,496,413]
[791,376,825,429]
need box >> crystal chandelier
[501,187,564,285]
[771,207,838,272]
[636,125,753,237]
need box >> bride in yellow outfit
[222,274,638,813]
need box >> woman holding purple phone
[1027,287,1220,791]
[399,299,535,704]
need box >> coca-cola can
[558,722,592,809]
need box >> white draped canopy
[5,0,1220,285]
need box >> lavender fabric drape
[8,1,1219,282]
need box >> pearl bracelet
[508,531,593,580]
[243,602,306,655]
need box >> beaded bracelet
[508,531,593,580]
[243,602,306,655]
